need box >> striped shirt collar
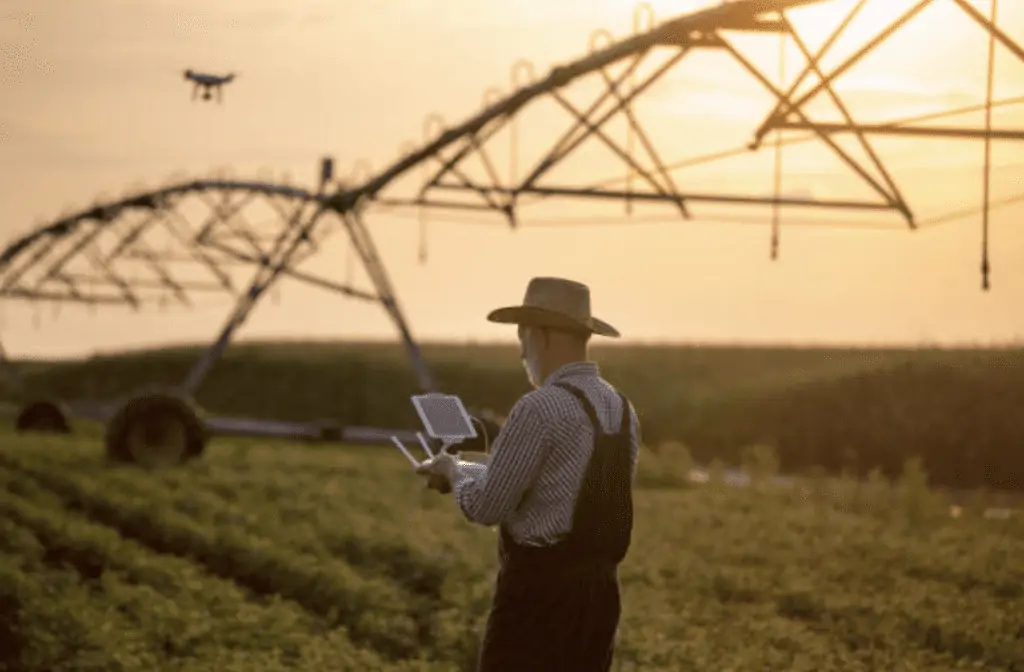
[541,360,600,387]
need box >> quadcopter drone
[183,69,237,103]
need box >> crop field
[9,341,1024,492]
[0,426,1021,672]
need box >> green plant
[740,443,779,487]
[0,430,1020,671]
[897,455,942,528]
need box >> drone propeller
[175,68,238,104]
[176,69,240,80]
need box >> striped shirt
[451,360,641,546]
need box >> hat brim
[487,305,620,338]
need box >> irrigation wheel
[105,391,207,467]
[14,399,71,434]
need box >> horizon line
[12,334,1024,362]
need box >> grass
[4,340,1024,492]
[0,428,1020,671]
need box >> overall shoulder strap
[552,382,601,433]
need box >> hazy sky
[2,0,1024,361]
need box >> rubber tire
[15,400,71,434]
[105,392,207,467]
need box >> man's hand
[416,452,458,494]
[425,473,452,494]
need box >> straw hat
[486,277,620,338]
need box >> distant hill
[5,340,1022,492]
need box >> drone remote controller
[390,393,477,470]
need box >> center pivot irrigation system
[1,0,1022,466]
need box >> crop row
[2,436,493,601]
[635,493,1024,669]
[2,435,1021,670]
[0,450,484,669]
[7,434,503,579]
[0,541,164,672]
[0,469,425,672]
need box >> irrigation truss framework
[1,0,1022,460]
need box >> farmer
[416,276,641,672]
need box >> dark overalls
[476,382,634,672]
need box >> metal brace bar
[103,209,168,263]
[130,236,191,307]
[950,0,1024,64]
[432,182,896,211]
[751,0,870,147]
[771,122,1024,141]
[548,89,683,211]
[780,12,914,224]
[422,116,513,194]
[718,35,902,217]
[421,131,505,211]
[34,220,114,289]
[262,192,323,255]
[464,130,507,204]
[590,49,690,218]
[60,274,225,292]
[0,288,130,304]
[205,241,378,301]
[519,48,689,195]
[81,245,140,308]
[341,209,437,393]
[162,206,237,294]
[753,0,932,145]
[180,192,333,395]
[373,197,508,212]
[193,190,260,248]
[516,51,653,194]
[199,190,275,257]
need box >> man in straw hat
[416,276,641,672]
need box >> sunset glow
[1,0,1023,358]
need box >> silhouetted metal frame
[345,0,1022,287]
[0,178,437,402]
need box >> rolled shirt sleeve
[450,461,487,488]
[452,393,551,527]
